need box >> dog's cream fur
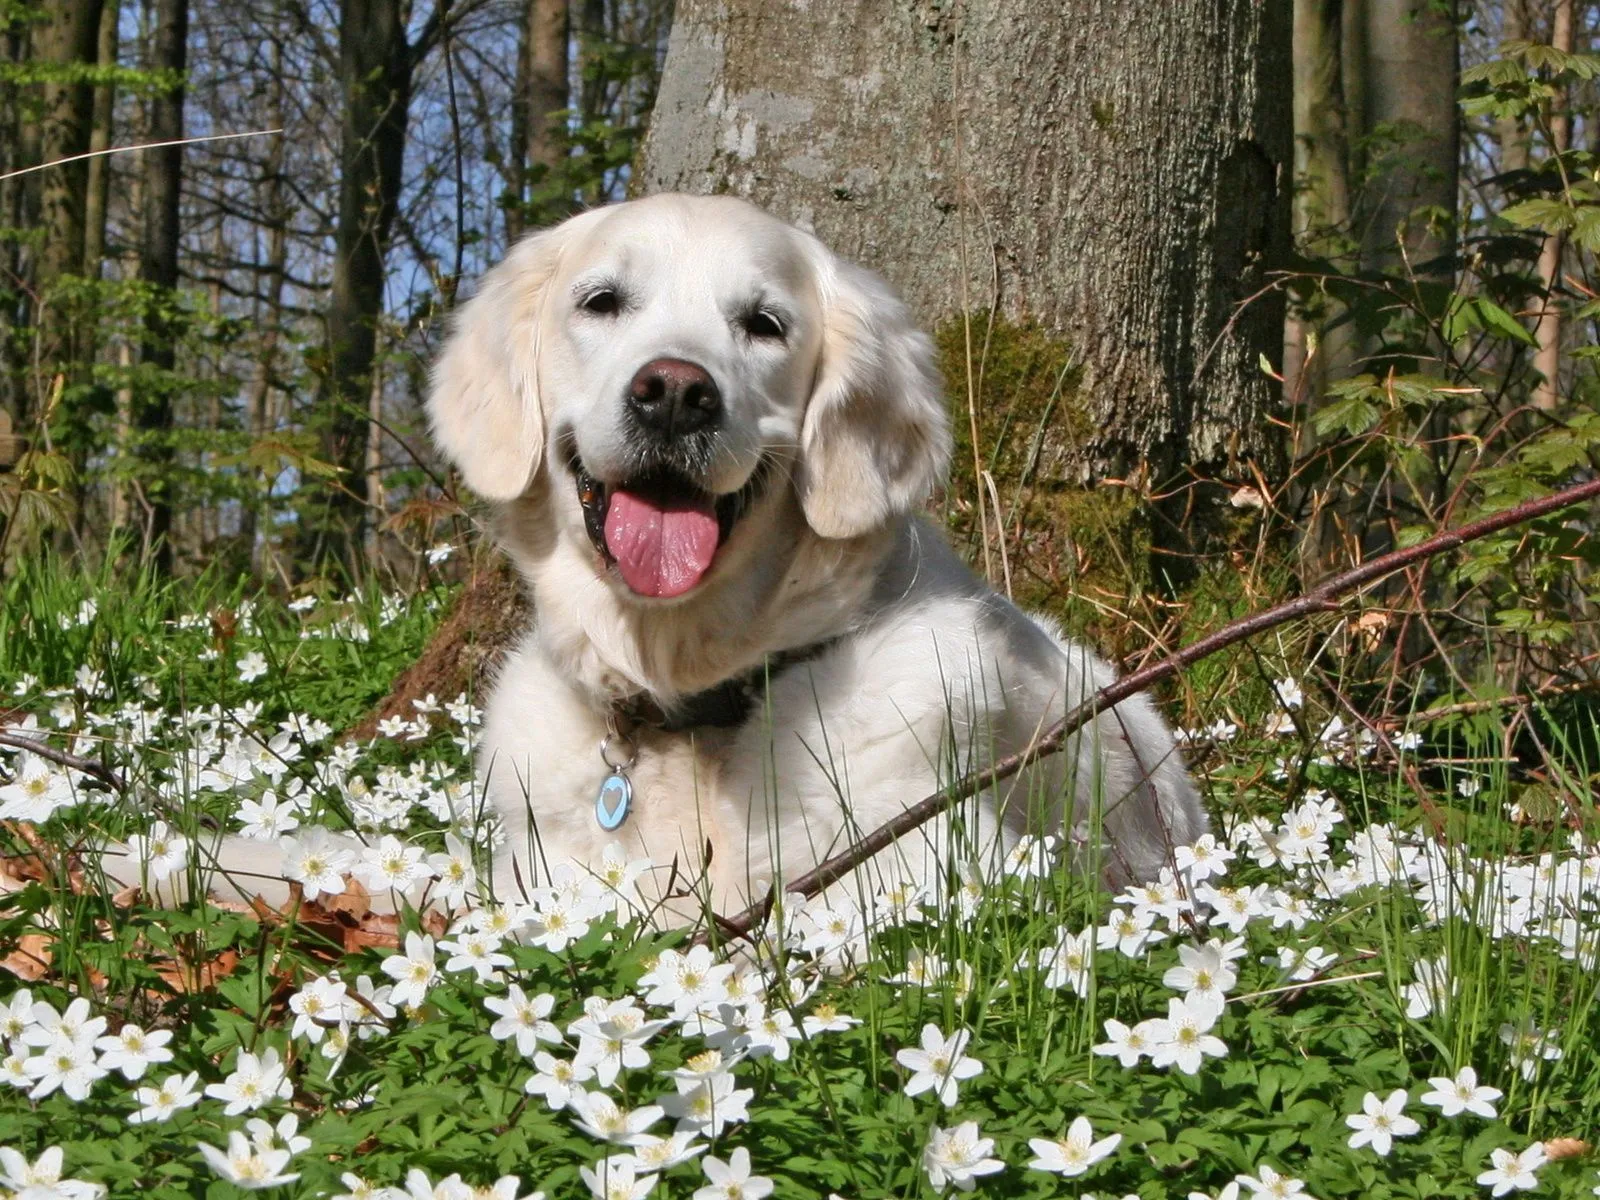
[426,194,1205,914]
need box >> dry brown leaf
[1,932,52,981]
[320,876,371,920]
[1543,1138,1590,1161]
[151,948,240,994]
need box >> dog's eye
[742,309,786,340]
[581,289,621,316]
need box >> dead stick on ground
[0,732,126,793]
[702,475,1600,948]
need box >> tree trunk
[1354,0,1458,276]
[1532,0,1573,411]
[136,0,188,572]
[641,0,1292,586]
[309,0,412,574]
[1286,0,1357,403]
[82,0,117,277]
[505,0,570,242]
[31,0,107,367]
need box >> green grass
[1,552,1598,1199]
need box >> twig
[0,732,127,793]
[0,129,282,184]
[1373,678,1600,727]
[702,475,1600,947]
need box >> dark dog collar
[613,639,837,734]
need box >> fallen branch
[0,732,127,793]
[704,475,1600,947]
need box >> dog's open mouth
[574,459,768,599]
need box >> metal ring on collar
[600,732,638,772]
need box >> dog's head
[427,194,948,601]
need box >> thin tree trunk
[1355,0,1458,277]
[505,0,570,242]
[135,0,188,572]
[32,0,107,372]
[1532,0,1573,411]
[82,0,117,276]
[1498,0,1530,176]
[364,325,385,573]
[310,0,412,574]
[1288,0,1357,402]
[241,59,288,568]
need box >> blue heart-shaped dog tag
[595,772,632,831]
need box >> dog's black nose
[626,358,722,438]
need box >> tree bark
[31,0,107,363]
[1532,0,1573,411]
[82,0,117,277]
[1287,0,1357,402]
[641,0,1292,580]
[308,0,413,573]
[1353,0,1458,276]
[136,0,188,572]
[505,0,570,242]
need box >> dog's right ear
[427,225,571,501]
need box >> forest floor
[0,554,1598,1199]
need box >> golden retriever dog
[425,193,1205,917]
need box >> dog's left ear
[797,253,950,539]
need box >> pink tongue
[603,488,721,598]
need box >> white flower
[1146,996,1229,1075]
[23,997,105,1050]
[1499,1019,1562,1081]
[288,975,349,1044]
[1457,776,1482,798]
[1344,1089,1420,1156]
[0,1145,106,1199]
[1403,956,1455,1020]
[353,835,432,893]
[426,543,455,565]
[235,791,301,840]
[428,834,478,909]
[0,753,75,822]
[279,827,354,902]
[0,988,35,1041]
[1026,1116,1122,1176]
[1236,1165,1312,1199]
[197,1131,300,1189]
[1477,1144,1547,1196]
[381,932,440,1010]
[402,1168,472,1199]
[578,1154,657,1200]
[1037,928,1093,994]
[571,1091,665,1147]
[1420,1066,1501,1119]
[1272,678,1304,709]
[246,1113,311,1157]
[94,1022,173,1079]
[637,946,732,1018]
[440,929,513,983]
[921,1121,1004,1193]
[631,1132,705,1172]
[895,1023,984,1107]
[485,986,560,1057]
[1175,834,1235,882]
[237,652,270,683]
[129,1070,202,1124]
[1092,1018,1158,1068]
[659,1071,754,1137]
[1097,905,1159,958]
[1162,940,1238,1015]
[23,1035,108,1100]
[1272,945,1336,982]
[122,822,188,885]
[204,1047,293,1114]
[802,1001,861,1036]
[523,1052,594,1110]
[693,1148,771,1200]
[569,998,668,1088]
